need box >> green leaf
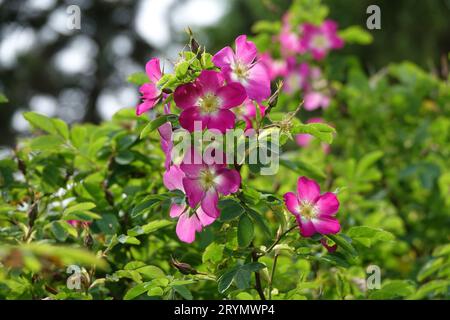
[339,26,373,45]
[218,268,238,293]
[115,150,135,165]
[65,202,96,215]
[218,263,266,293]
[30,135,65,151]
[245,207,271,238]
[175,61,190,79]
[140,115,172,139]
[369,280,415,299]
[136,265,166,279]
[202,242,224,264]
[218,199,244,221]
[127,72,149,85]
[327,234,358,257]
[124,282,151,300]
[292,122,335,144]
[347,226,394,247]
[24,112,58,135]
[279,159,326,180]
[127,220,172,237]
[173,285,193,300]
[0,93,8,103]
[118,234,141,245]
[237,214,254,247]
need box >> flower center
[200,169,216,189]
[312,35,329,49]
[198,93,220,114]
[232,61,249,81]
[299,200,318,219]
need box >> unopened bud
[171,257,197,275]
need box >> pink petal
[235,35,257,65]
[316,192,339,217]
[174,83,201,109]
[196,207,216,227]
[216,82,247,109]
[296,134,313,147]
[145,58,162,83]
[176,212,202,243]
[179,107,208,132]
[304,92,323,111]
[215,168,241,195]
[163,165,185,192]
[182,178,205,208]
[297,176,320,203]
[245,63,271,101]
[180,149,204,177]
[196,70,224,93]
[139,83,160,100]
[283,192,300,215]
[296,216,317,237]
[136,99,158,116]
[212,46,235,68]
[169,203,186,218]
[312,217,341,235]
[200,188,220,218]
[207,109,236,133]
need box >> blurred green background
[0,0,449,146]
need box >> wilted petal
[297,176,320,203]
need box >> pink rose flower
[284,61,310,95]
[235,99,266,131]
[212,35,271,102]
[180,149,241,219]
[163,165,216,243]
[300,20,344,61]
[136,58,164,115]
[259,52,288,81]
[284,176,340,237]
[174,70,247,133]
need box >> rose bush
[0,0,448,300]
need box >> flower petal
[163,165,185,191]
[216,82,247,109]
[297,176,320,203]
[245,63,271,101]
[200,188,220,218]
[296,216,317,237]
[215,168,241,195]
[174,83,201,109]
[182,178,205,208]
[312,216,341,235]
[283,192,300,215]
[316,192,339,217]
[145,58,162,83]
[196,70,224,93]
[235,35,257,64]
[176,212,202,243]
[212,46,235,68]
[196,207,216,227]
[179,107,208,132]
[207,109,236,133]
[136,99,158,116]
[169,203,186,218]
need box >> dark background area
[0,0,449,147]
